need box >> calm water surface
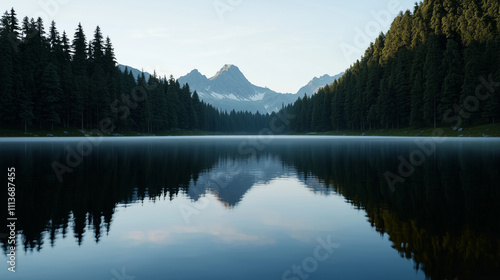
[0,136,499,279]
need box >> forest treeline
[0,9,271,133]
[1,1,500,134]
[285,0,500,132]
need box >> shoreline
[0,123,499,138]
[292,123,500,138]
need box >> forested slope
[285,0,500,132]
[0,9,270,133]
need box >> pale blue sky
[4,0,417,93]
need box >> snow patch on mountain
[178,64,299,113]
[227,94,240,101]
[249,92,266,101]
[211,92,225,100]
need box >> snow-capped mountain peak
[210,64,249,84]
[118,63,344,114]
[211,64,239,78]
[178,65,297,113]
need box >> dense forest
[285,0,500,132]
[1,0,500,134]
[0,9,271,133]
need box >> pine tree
[18,15,37,131]
[343,72,356,129]
[461,41,485,125]
[177,84,191,129]
[91,26,104,66]
[410,5,428,48]
[423,35,444,128]
[0,11,17,126]
[300,94,311,131]
[439,38,463,126]
[39,63,62,130]
[49,20,60,53]
[410,71,426,128]
[191,90,202,130]
[72,23,87,75]
[377,63,396,128]
[394,48,412,128]
[31,17,51,128]
[353,66,368,130]
[311,90,324,131]
[135,73,151,132]
[331,81,344,131]
[410,44,427,127]
[2,1,498,134]
[430,0,445,35]
[89,64,109,126]
[365,63,381,129]
[482,38,500,123]
[322,85,332,131]
[72,23,87,129]
[147,73,164,132]
[165,76,179,129]
[103,36,116,72]
[103,36,118,128]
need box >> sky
[4,0,418,93]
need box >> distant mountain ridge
[178,64,299,113]
[296,72,344,96]
[118,63,344,114]
[118,64,151,82]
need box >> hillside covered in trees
[285,0,500,132]
[1,1,500,135]
[0,9,271,134]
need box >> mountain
[118,64,151,82]
[296,72,344,96]
[178,64,298,113]
[118,63,344,114]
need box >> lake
[1,136,499,279]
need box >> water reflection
[0,136,499,279]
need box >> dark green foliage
[0,11,16,126]
[165,76,180,129]
[460,41,485,125]
[423,35,444,128]
[0,9,272,133]
[439,38,463,122]
[394,48,412,128]
[482,37,500,123]
[39,63,62,130]
[4,1,499,134]
[285,0,500,132]
[377,64,396,128]
[410,44,427,127]
[89,65,109,125]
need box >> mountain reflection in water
[0,136,499,279]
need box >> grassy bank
[297,123,500,137]
[0,127,221,137]
[0,123,499,137]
